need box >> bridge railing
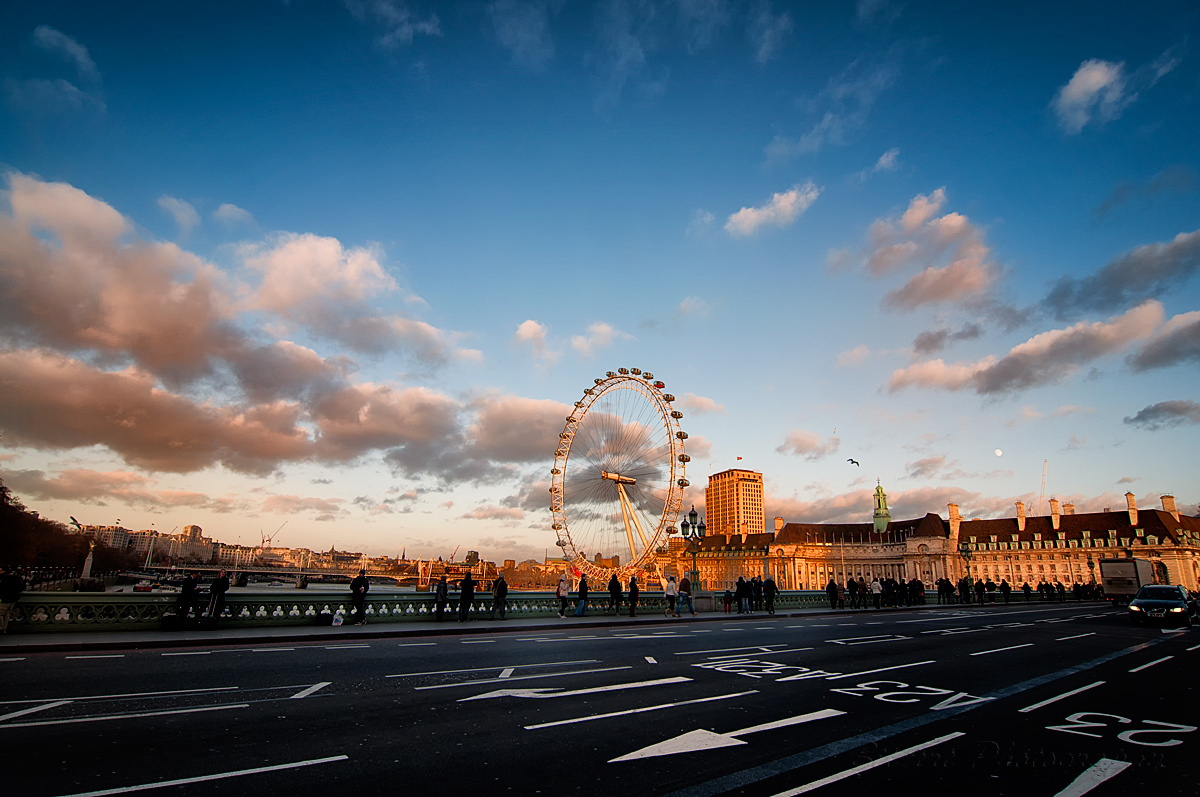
[2,589,940,633]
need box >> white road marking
[970,643,1033,656]
[0,657,26,662]
[1053,758,1131,797]
[526,690,757,730]
[689,629,713,633]
[388,659,598,678]
[768,731,966,795]
[397,642,436,647]
[1128,656,1173,673]
[1018,681,1105,713]
[65,655,124,660]
[499,668,515,678]
[0,703,249,729]
[676,644,788,657]
[0,686,239,706]
[324,645,369,650]
[55,754,349,796]
[252,648,294,653]
[828,634,910,645]
[0,700,72,722]
[723,628,747,632]
[645,657,657,664]
[289,682,331,700]
[825,660,936,680]
[162,652,210,657]
[461,639,496,644]
[414,666,631,690]
[1188,643,1200,652]
[1056,633,1096,641]
[460,676,690,702]
[610,709,846,762]
[708,648,813,659]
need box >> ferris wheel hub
[601,470,637,485]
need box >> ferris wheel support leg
[617,483,651,559]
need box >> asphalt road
[2,601,1195,796]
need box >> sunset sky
[2,1,1198,564]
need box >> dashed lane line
[1128,656,1173,673]
[0,657,26,662]
[65,655,124,660]
[0,703,250,730]
[54,754,350,796]
[825,660,936,680]
[1018,681,1105,713]
[0,686,239,706]
[387,659,599,678]
[1055,633,1096,641]
[970,643,1034,656]
[413,666,631,691]
[324,645,369,650]
[768,732,967,797]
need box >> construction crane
[449,545,460,563]
[261,521,287,549]
[1038,460,1048,516]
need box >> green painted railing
[2,589,942,633]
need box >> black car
[1127,585,1198,627]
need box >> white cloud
[1052,49,1180,135]
[678,296,711,317]
[677,393,725,415]
[157,196,200,234]
[775,430,840,460]
[748,3,792,65]
[488,0,554,70]
[32,26,99,82]
[343,0,442,48]
[686,209,715,237]
[214,203,255,226]
[836,344,871,368]
[725,181,820,236]
[570,321,632,358]
[512,319,559,363]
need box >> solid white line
[732,709,847,737]
[1056,633,1096,641]
[55,755,349,796]
[161,652,210,657]
[645,657,657,664]
[1128,656,1173,673]
[289,682,331,699]
[970,643,1033,656]
[770,732,966,796]
[1188,644,1200,652]
[0,703,249,729]
[396,642,436,647]
[0,657,26,662]
[0,700,72,722]
[324,645,369,650]
[499,668,515,678]
[252,648,294,653]
[1053,758,1131,797]
[414,666,631,690]
[1018,681,1104,713]
[66,655,124,660]
[825,660,936,681]
[525,691,758,730]
[0,686,239,706]
[388,660,598,678]
[461,639,496,644]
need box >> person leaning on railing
[0,566,26,634]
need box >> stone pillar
[1050,498,1060,530]
[1160,495,1179,522]
[1015,501,1025,532]
[1126,492,1138,526]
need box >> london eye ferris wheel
[549,368,689,582]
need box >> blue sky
[2,1,1198,564]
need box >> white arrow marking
[609,708,845,762]
[1053,758,1131,797]
[459,676,690,702]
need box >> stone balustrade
[2,589,936,633]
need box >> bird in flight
[847,458,860,466]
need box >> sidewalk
[0,599,1086,654]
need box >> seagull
[847,458,860,467]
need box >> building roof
[775,513,947,544]
[955,508,1200,546]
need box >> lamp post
[1086,553,1095,584]
[958,540,974,583]
[679,505,705,590]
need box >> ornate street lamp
[679,505,705,590]
[958,540,974,583]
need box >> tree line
[0,478,138,571]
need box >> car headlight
[1129,605,1142,611]
[1169,607,1184,613]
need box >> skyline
[1,1,1199,564]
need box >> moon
[994,449,1003,457]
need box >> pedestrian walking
[628,575,639,617]
[0,566,26,634]
[349,568,369,625]
[556,575,570,618]
[206,570,230,626]
[458,572,475,621]
[435,576,448,621]
[752,576,763,612]
[825,578,838,610]
[679,575,696,616]
[607,574,622,616]
[175,572,198,629]
[723,588,733,613]
[490,572,508,620]
[736,576,750,613]
[665,575,679,617]
[871,577,883,610]
[573,573,589,616]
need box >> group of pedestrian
[558,573,642,618]
[825,575,925,610]
[172,569,230,628]
[720,575,777,614]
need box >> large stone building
[657,474,1200,593]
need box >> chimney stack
[1126,492,1138,526]
[1064,503,1075,515]
[1160,495,1179,522]
[774,517,785,533]
[1015,501,1026,532]
[948,503,961,537]
[1049,498,1060,530]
